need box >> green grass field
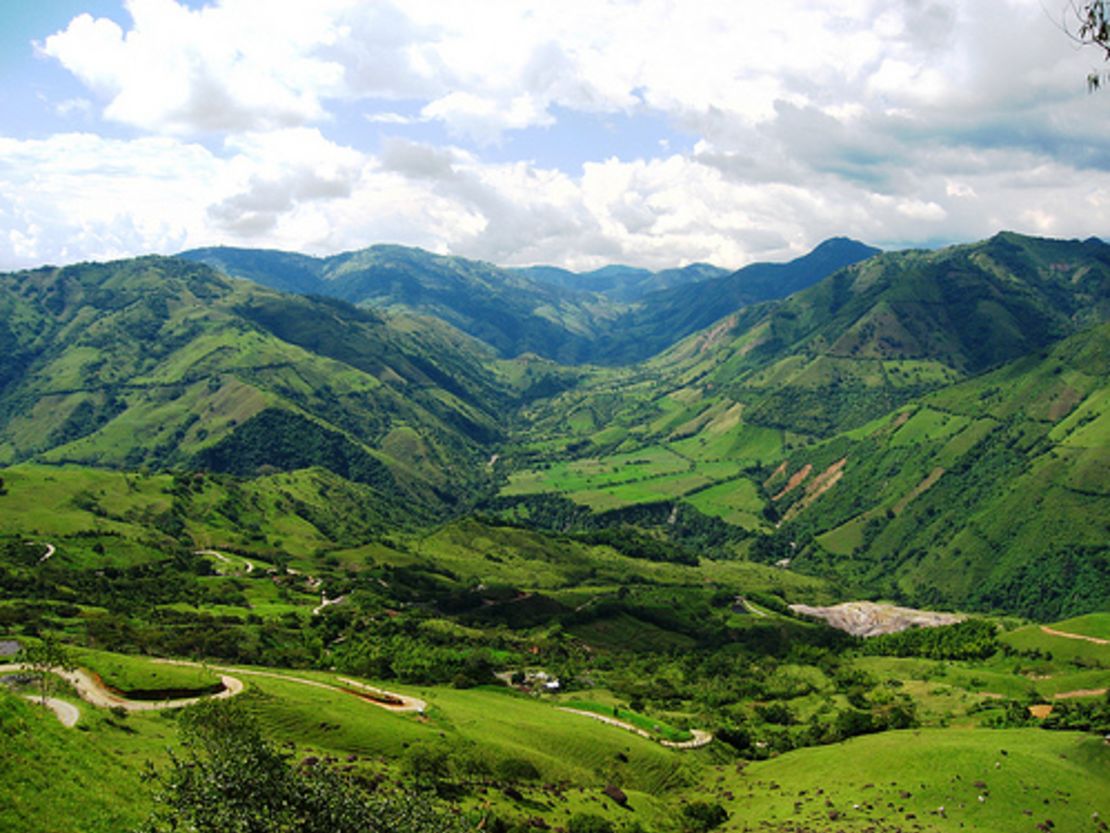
[1048,612,1110,640]
[75,650,222,695]
[698,728,1109,833]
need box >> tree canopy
[137,700,468,833]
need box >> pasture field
[1047,612,1110,640]
[75,649,222,695]
[2,613,1109,833]
[702,728,1109,833]
[685,477,767,530]
[1000,621,1110,665]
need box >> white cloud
[7,0,1108,271]
[39,0,347,134]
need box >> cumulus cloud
[4,0,1108,271]
[208,129,364,235]
[38,0,347,134]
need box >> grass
[685,477,767,530]
[1001,623,1110,665]
[1048,612,1110,640]
[3,638,1108,832]
[75,649,222,695]
[561,699,693,743]
[0,687,175,833]
[698,728,1110,833]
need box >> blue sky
[1,0,1108,270]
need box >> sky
[1,0,1108,271]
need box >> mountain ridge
[178,238,878,364]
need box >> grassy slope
[0,689,163,833]
[779,324,1110,617]
[3,639,1107,833]
[0,257,506,514]
[707,728,1108,833]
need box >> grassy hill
[498,233,1110,617]
[773,323,1110,618]
[1,232,1108,832]
[0,256,511,514]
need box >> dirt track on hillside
[0,663,243,713]
[1040,626,1110,645]
[557,707,712,749]
[22,695,80,726]
[1052,688,1108,700]
[154,659,427,713]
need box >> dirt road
[155,660,427,713]
[1052,688,1108,700]
[0,663,243,713]
[195,549,255,573]
[27,542,55,563]
[557,707,712,749]
[313,594,347,616]
[1040,626,1110,645]
[22,695,80,727]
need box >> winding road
[195,549,255,574]
[22,695,80,727]
[0,659,426,726]
[0,663,243,717]
[557,707,713,749]
[151,660,426,712]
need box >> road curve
[2,657,426,724]
[195,549,255,574]
[27,542,55,563]
[155,660,427,713]
[22,695,80,727]
[0,663,243,714]
[557,707,712,749]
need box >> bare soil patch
[773,464,812,501]
[788,601,963,637]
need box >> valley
[0,231,1107,832]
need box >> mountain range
[178,237,878,364]
[1,231,1107,617]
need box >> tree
[680,801,729,833]
[21,633,75,707]
[1066,1,1110,89]
[137,699,468,833]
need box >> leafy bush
[138,700,465,833]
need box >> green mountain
[2,233,1109,833]
[651,230,1110,435]
[180,239,876,364]
[1,231,1106,619]
[513,261,730,301]
[765,322,1110,618]
[181,244,615,363]
[590,237,880,363]
[0,256,508,515]
[499,232,1110,617]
